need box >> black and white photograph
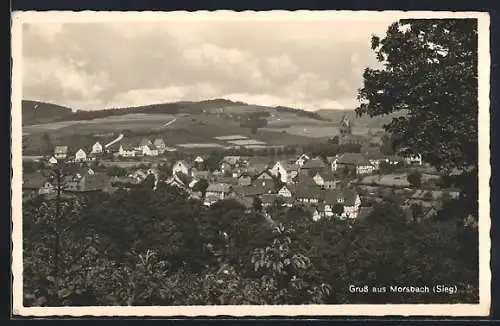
[11,10,490,316]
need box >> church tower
[339,115,352,137]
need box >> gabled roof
[174,160,191,168]
[139,138,152,146]
[206,183,233,193]
[153,138,165,145]
[296,174,317,186]
[246,157,273,167]
[315,170,336,181]
[221,156,241,166]
[295,184,324,199]
[336,152,372,166]
[323,188,358,206]
[301,158,327,169]
[193,170,212,179]
[261,193,279,205]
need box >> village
[22,116,461,223]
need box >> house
[299,158,327,175]
[339,134,367,146]
[204,183,234,206]
[254,170,274,181]
[295,184,324,204]
[295,154,310,167]
[172,160,191,176]
[252,176,275,192]
[54,146,68,160]
[22,173,55,198]
[261,194,279,208]
[193,155,206,169]
[304,205,322,222]
[64,173,110,193]
[322,188,361,219]
[48,156,58,165]
[91,142,103,154]
[333,153,375,175]
[244,157,272,175]
[318,170,337,189]
[312,171,325,186]
[74,149,87,162]
[153,138,166,152]
[194,156,205,164]
[193,170,213,182]
[237,173,252,186]
[404,153,423,166]
[142,144,159,157]
[278,184,296,198]
[118,144,137,157]
[138,138,153,150]
[269,160,299,184]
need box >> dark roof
[336,153,372,165]
[296,174,317,186]
[301,158,327,169]
[235,184,272,197]
[206,183,233,193]
[323,188,358,206]
[153,138,165,145]
[316,170,336,181]
[261,194,279,204]
[295,185,324,199]
[139,138,152,146]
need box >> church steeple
[339,115,352,137]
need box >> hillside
[22,100,73,125]
[315,109,406,129]
[22,99,251,126]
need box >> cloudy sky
[22,15,395,111]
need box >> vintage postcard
[11,10,491,317]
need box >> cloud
[21,18,394,110]
[23,56,112,109]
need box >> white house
[323,188,361,219]
[295,154,310,167]
[91,142,103,154]
[194,156,205,164]
[204,183,234,206]
[54,146,68,160]
[333,153,375,175]
[269,161,288,183]
[278,185,294,198]
[172,160,190,176]
[74,149,87,162]
[118,144,136,157]
[312,172,325,186]
[142,145,159,157]
[404,153,423,166]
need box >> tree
[192,179,209,198]
[252,196,263,213]
[356,19,477,174]
[407,170,422,188]
[332,203,345,217]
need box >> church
[338,115,366,146]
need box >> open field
[228,139,267,146]
[22,111,324,155]
[177,143,223,148]
[214,135,248,140]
